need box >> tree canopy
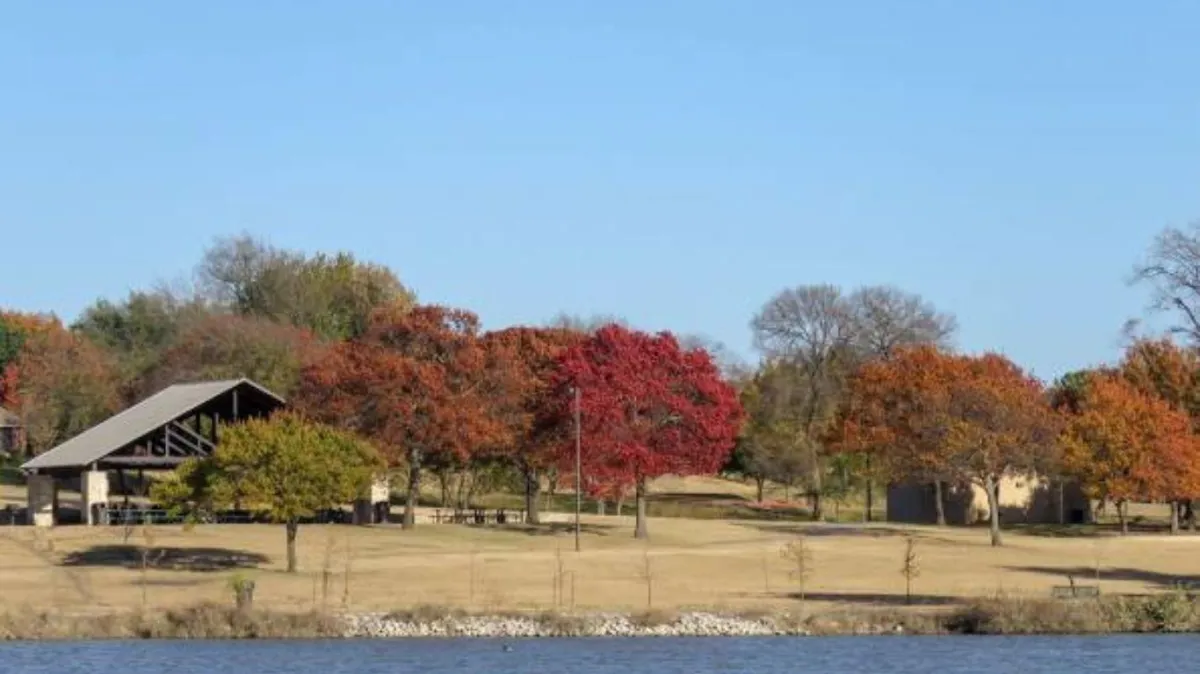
[295,304,509,528]
[1060,372,1200,533]
[544,324,743,539]
[152,412,382,572]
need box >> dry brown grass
[4,507,1200,617]
[0,603,342,640]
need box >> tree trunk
[616,491,625,517]
[1171,501,1181,535]
[933,481,947,526]
[1057,481,1066,525]
[403,452,421,530]
[984,477,1003,547]
[523,466,541,525]
[596,500,606,516]
[865,476,874,523]
[1117,500,1128,535]
[810,492,823,522]
[1188,500,1197,531]
[634,477,649,539]
[285,519,299,573]
[755,477,765,504]
[438,470,451,508]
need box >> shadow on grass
[647,492,751,503]
[1008,522,1188,538]
[1006,565,1200,589]
[783,591,962,606]
[734,522,915,538]
[497,522,616,537]
[61,545,269,572]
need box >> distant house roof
[0,407,18,428]
[21,379,285,472]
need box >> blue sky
[2,1,1198,379]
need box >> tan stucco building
[887,475,1092,526]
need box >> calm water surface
[3,636,1196,673]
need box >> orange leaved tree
[941,353,1061,546]
[836,346,1059,546]
[1060,372,1200,535]
[831,346,956,525]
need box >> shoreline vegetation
[7,595,1200,640]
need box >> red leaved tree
[295,304,508,528]
[545,325,743,539]
[480,326,585,524]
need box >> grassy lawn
[3,505,1200,617]
[2,475,1198,617]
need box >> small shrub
[536,610,588,636]
[629,607,678,628]
[385,604,465,623]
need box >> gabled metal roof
[21,379,285,471]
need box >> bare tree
[848,285,957,358]
[547,313,630,334]
[751,285,856,519]
[1132,224,1200,343]
[678,333,747,380]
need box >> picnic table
[431,508,525,525]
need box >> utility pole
[574,385,582,553]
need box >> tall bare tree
[1132,223,1200,343]
[750,284,957,521]
[751,285,856,519]
[848,285,957,359]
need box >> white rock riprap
[340,611,804,638]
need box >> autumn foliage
[835,345,1060,545]
[295,304,511,528]
[1060,372,1200,533]
[480,326,585,524]
[543,325,743,538]
[3,315,119,454]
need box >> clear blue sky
[2,1,1198,379]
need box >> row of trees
[294,306,742,538]
[9,222,1200,553]
[727,222,1200,547]
[1,234,414,452]
[1,235,743,544]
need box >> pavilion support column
[82,469,109,526]
[27,474,57,527]
[354,476,391,525]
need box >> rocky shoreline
[6,594,1199,640]
[339,611,909,638]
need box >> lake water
[3,635,1196,673]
